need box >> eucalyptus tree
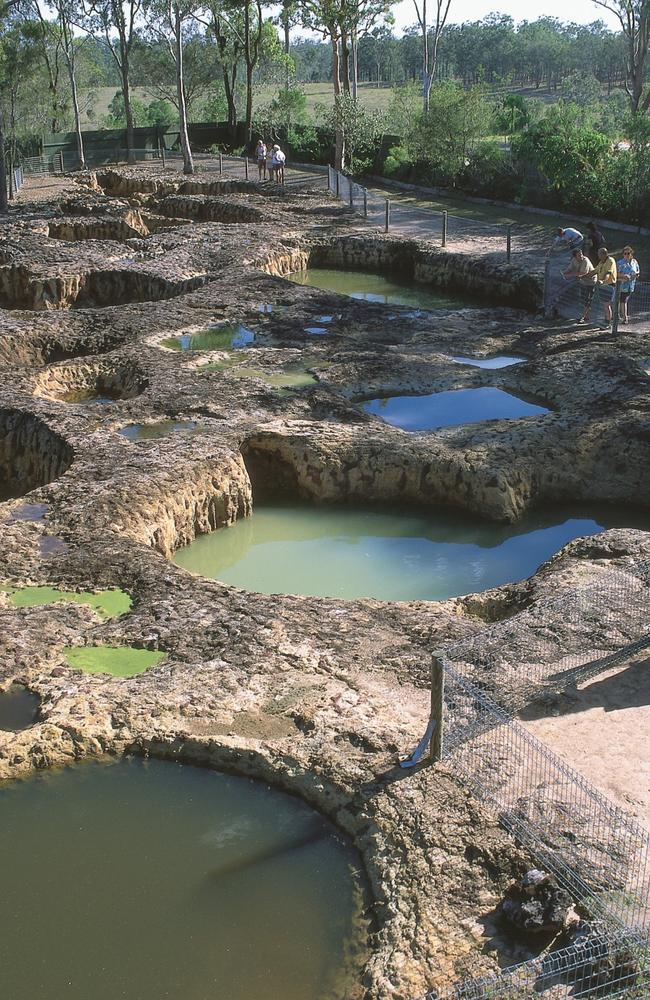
[51,0,86,167]
[81,0,145,162]
[148,0,197,172]
[412,0,453,111]
[23,0,67,132]
[591,0,650,111]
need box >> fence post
[161,143,166,168]
[219,152,223,174]
[349,179,354,208]
[442,210,448,247]
[543,258,552,317]
[60,151,65,173]
[335,170,340,197]
[611,283,621,336]
[385,198,390,233]
[363,188,368,218]
[506,224,512,263]
[430,656,445,763]
[244,156,249,180]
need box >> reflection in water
[172,503,645,601]
[362,387,549,431]
[288,267,480,310]
[451,356,525,369]
[161,324,255,352]
[0,758,367,1000]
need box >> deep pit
[34,362,148,404]
[0,758,368,1000]
[0,409,73,502]
[0,684,40,732]
[161,324,256,352]
[289,266,482,310]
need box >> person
[562,247,597,323]
[266,143,275,182]
[616,246,640,324]
[254,138,267,180]
[584,247,617,327]
[550,226,583,255]
[586,222,606,261]
[271,143,286,185]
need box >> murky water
[62,645,166,676]
[0,684,40,731]
[119,420,200,441]
[288,268,479,309]
[0,757,367,1000]
[6,586,131,619]
[172,503,645,601]
[362,387,549,431]
[451,355,525,369]
[162,324,255,352]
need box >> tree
[81,0,144,162]
[52,0,86,168]
[591,0,650,112]
[412,0,453,111]
[147,0,199,172]
[24,0,68,132]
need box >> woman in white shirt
[271,144,286,185]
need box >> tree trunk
[351,30,358,100]
[341,28,351,95]
[121,56,135,165]
[174,4,194,174]
[329,30,345,171]
[283,0,291,91]
[0,107,8,214]
[69,65,86,169]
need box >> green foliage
[493,94,530,135]
[146,98,176,127]
[103,90,150,128]
[256,86,310,132]
[382,143,411,177]
[286,124,324,163]
[459,141,520,200]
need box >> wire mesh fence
[326,166,539,261]
[406,558,650,999]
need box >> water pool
[171,503,644,601]
[288,268,480,310]
[0,757,367,1000]
[362,387,549,431]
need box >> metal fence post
[335,170,340,197]
[385,198,390,233]
[363,188,368,217]
[430,656,445,763]
[244,156,249,180]
[442,210,448,247]
[506,224,512,263]
[611,283,621,336]
[60,151,65,173]
[349,179,354,208]
[219,152,223,174]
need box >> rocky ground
[1,164,650,999]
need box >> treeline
[292,16,629,94]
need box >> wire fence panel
[544,252,650,331]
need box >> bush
[383,144,412,177]
[286,125,327,164]
[458,142,521,201]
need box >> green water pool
[62,645,166,676]
[161,324,255,352]
[5,586,131,619]
[287,267,480,310]
[171,502,646,601]
[0,757,367,1000]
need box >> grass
[62,645,167,677]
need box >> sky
[390,0,619,32]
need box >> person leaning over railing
[616,246,640,325]
[562,247,598,324]
[583,247,617,328]
[549,226,584,255]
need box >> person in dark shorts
[255,138,267,180]
[586,222,606,261]
[563,248,597,323]
[616,246,640,324]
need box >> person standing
[586,222,606,262]
[616,246,640,324]
[255,138,267,180]
[562,248,597,323]
[585,247,617,327]
[271,144,286,185]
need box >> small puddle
[0,684,40,731]
[162,325,255,352]
[451,356,525,369]
[62,645,166,676]
[10,503,50,522]
[39,536,69,557]
[288,267,481,310]
[119,420,200,442]
[6,587,131,618]
[305,326,329,336]
[172,502,644,601]
[362,387,549,431]
[0,758,368,1000]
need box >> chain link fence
[543,251,650,332]
[406,557,650,999]
[326,166,541,261]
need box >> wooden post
[335,171,340,197]
[219,152,223,174]
[363,188,368,217]
[161,144,166,168]
[245,156,249,180]
[442,210,448,247]
[430,656,445,763]
[506,224,512,263]
[611,283,621,336]
[385,198,390,233]
[349,179,354,208]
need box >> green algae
[7,587,131,619]
[62,645,166,676]
[161,324,255,352]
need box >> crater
[361,387,550,432]
[154,194,265,224]
[0,684,41,731]
[0,409,73,502]
[0,265,207,311]
[34,362,148,404]
[289,266,482,310]
[48,212,150,242]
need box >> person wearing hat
[271,144,286,185]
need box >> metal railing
[5,164,24,199]
[544,252,650,330]
[406,557,650,998]
[327,165,528,262]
